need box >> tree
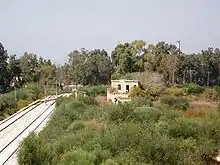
[0,43,9,92]
[85,49,113,85]
[68,49,87,84]
[111,40,146,79]
[19,52,40,83]
[39,63,56,86]
[68,48,113,85]
[8,54,22,87]
[144,41,179,84]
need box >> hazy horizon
[1,0,220,64]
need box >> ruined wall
[111,80,139,94]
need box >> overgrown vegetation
[0,83,44,120]
[18,91,220,165]
[160,95,190,111]
[183,83,204,95]
[82,85,107,97]
[2,36,220,164]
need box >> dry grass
[83,119,106,129]
[184,99,218,118]
[95,96,108,105]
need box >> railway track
[0,96,52,128]
[0,96,57,165]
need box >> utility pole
[138,53,144,82]
[44,85,46,104]
[177,40,181,55]
[13,76,19,102]
[176,40,181,85]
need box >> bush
[131,97,153,107]
[17,99,32,110]
[56,96,65,107]
[16,88,30,100]
[0,115,5,121]
[109,104,135,122]
[101,159,119,165]
[84,85,107,97]
[78,96,97,105]
[17,133,52,165]
[0,84,45,121]
[134,106,162,123]
[57,149,96,165]
[183,83,204,95]
[160,95,190,111]
[128,87,145,98]
[204,86,220,100]
[25,83,44,100]
[0,93,17,116]
[167,117,202,139]
[145,85,166,101]
[5,107,16,115]
[164,87,186,96]
[18,94,220,165]
[67,121,85,133]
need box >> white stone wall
[111,80,139,94]
[107,90,130,104]
[107,80,139,104]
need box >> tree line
[62,40,220,87]
[1,40,220,93]
[0,43,56,93]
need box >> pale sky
[1,0,220,64]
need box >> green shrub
[78,96,97,105]
[5,107,16,115]
[99,122,144,157]
[84,85,107,97]
[67,120,85,133]
[16,88,30,100]
[56,96,65,107]
[183,83,204,95]
[101,159,119,165]
[57,149,96,165]
[25,83,44,100]
[167,117,202,139]
[109,104,135,122]
[128,87,145,98]
[17,132,52,165]
[145,85,166,101]
[0,84,45,120]
[134,106,162,123]
[17,99,32,110]
[131,97,153,107]
[0,115,5,121]
[18,94,220,165]
[164,87,186,96]
[160,95,190,111]
[204,86,220,100]
[0,94,16,108]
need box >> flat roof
[111,79,139,83]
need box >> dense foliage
[18,94,220,165]
[58,40,220,87]
[0,43,59,93]
[1,40,220,92]
[82,85,107,97]
[0,83,44,120]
